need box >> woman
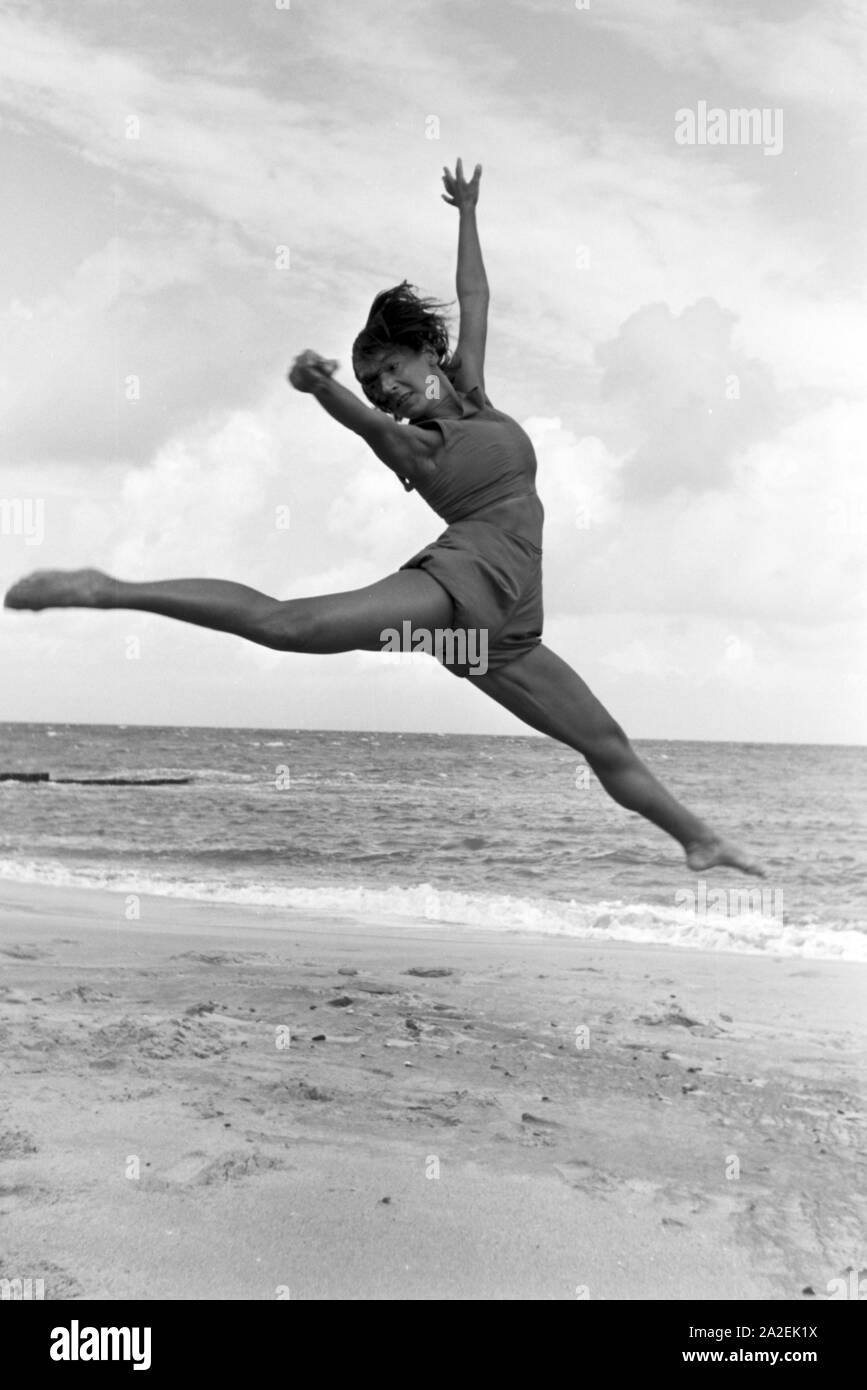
[4,159,761,875]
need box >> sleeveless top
[403,385,544,548]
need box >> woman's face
[353,345,439,420]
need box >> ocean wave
[0,856,864,963]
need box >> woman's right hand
[441,157,482,210]
[288,350,339,393]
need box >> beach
[2,878,864,1301]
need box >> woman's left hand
[288,350,339,392]
[441,157,482,210]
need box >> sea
[0,723,865,962]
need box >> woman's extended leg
[470,643,763,874]
[3,567,455,654]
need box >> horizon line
[0,719,864,750]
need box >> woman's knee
[257,599,321,652]
[581,719,632,770]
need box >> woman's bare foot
[3,568,114,611]
[685,837,765,877]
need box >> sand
[0,878,864,1301]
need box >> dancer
[4,159,762,874]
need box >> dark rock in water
[0,772,192,786]
[52,776,193,786]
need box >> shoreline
[1,878,865,1299]
[1,866,862,964]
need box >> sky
[0,0,864,741]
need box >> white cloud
[588,0,867,115]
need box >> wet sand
[1,879,864,1300]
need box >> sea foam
[1,856,864,963]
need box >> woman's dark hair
[352,280,453,369]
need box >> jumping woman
[5,159,762,875]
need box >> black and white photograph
[0,0,864,1331]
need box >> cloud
[588,0,867,115]
[0,227,284,464]
[595,297,779,497]
[528,394,866,629]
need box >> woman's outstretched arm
[288,351,434,488]
[442,158,489,392]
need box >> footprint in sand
[159,1149,291,1186]
[90,1016,229,1062]
[57,984,114,1002]
[521,1111,562,1131]
[158,1151,214,1184]
[403,1106,460,1127]
[554,1159,619,1195]
[0,1129,38,1158]
[37,1261,86,1300]
[634,1005,722,1033]
[0,1178,51,1216]
[519,1112,563,1148]
[296,1082,332,1102]
[170,951,263,966]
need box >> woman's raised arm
[442,158,489,394]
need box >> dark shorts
[399,519,544,678]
